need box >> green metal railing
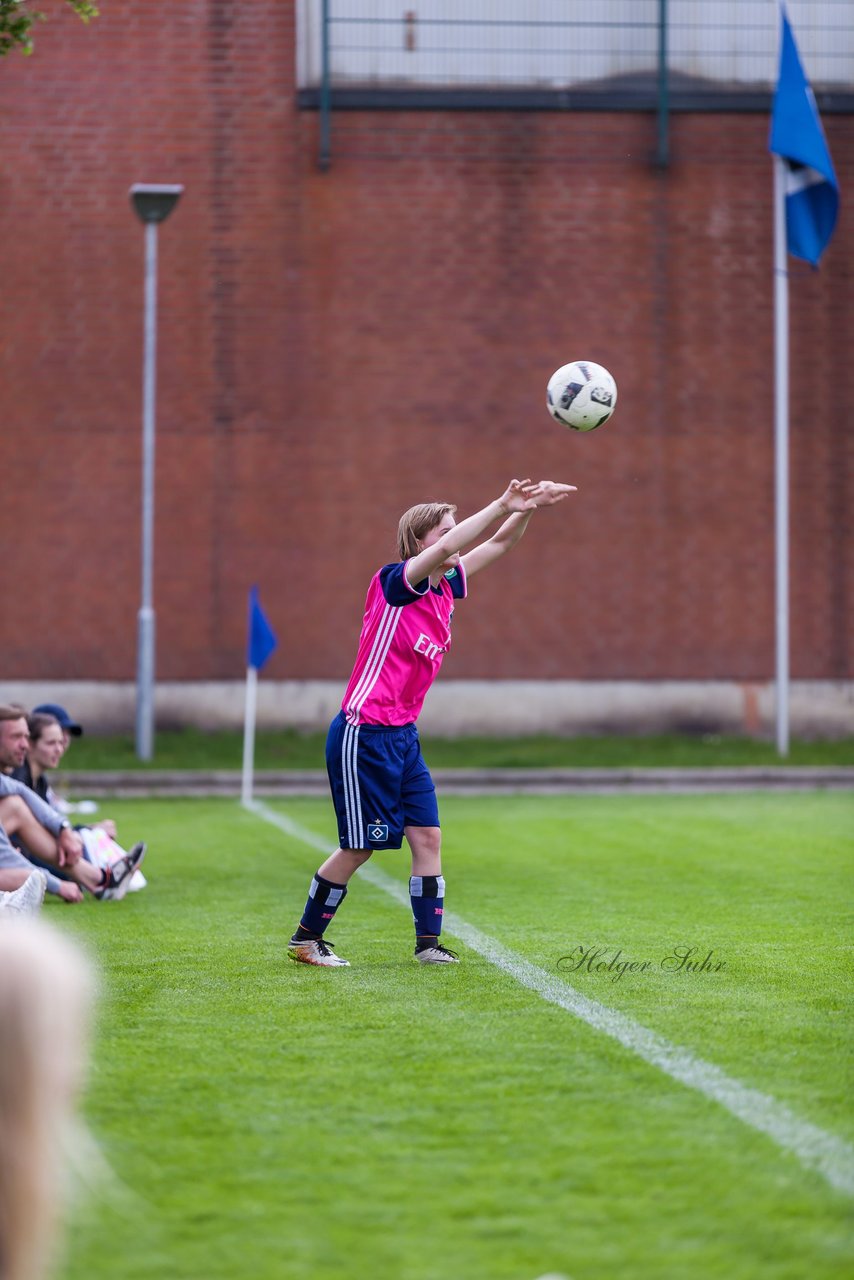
[311,1,852,170]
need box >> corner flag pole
[769,5,840,756]
[773,150,790,757]
[241,664,259,806]
[242,586,278,806]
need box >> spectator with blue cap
[32,703,82,748]
[29,704,123,849]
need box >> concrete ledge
[61,767,854,798]
[3,680,853,738]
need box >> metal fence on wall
[296,1,853,170]
[298,0,854,100]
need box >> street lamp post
[129,183,183,760]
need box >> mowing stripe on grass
[247,798,854,1198]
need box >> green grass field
[54,792,853,1280]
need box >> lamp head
[130,183,184,224]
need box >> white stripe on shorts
[341,721,364,848]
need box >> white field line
[247,798,854,1198]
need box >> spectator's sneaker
[96,843,147,901]
[0,870,47,915]
[415,941,459,964]
[287,937,350,967]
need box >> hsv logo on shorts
[368,823,389,842]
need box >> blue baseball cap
[32,703,83,736]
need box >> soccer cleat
[287,937,350,967]
[95,842,147,901]
[415,941,459,964]
[0,870,47,915]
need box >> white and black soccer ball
[547,361,617,432]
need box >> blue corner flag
[769,6,839,266]
[247,586,277,670]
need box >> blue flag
[247,586,277,670]
[769,6,839,266]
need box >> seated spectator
[0,706,144,902]
[22,706,148,892]
[0,916,96,1280]
[29,703,81,816]
[33,702,119,836]
[10,712,64,804]
[0,716,47,906]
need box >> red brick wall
[1,1,851,683]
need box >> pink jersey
[342,561,467,726]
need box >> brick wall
[1,1,851,684]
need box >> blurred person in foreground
[0,916,96,1280]
[0,707,143,903]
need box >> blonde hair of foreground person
[0,918,97,1280]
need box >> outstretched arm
[404,478,537,587]
[461,511,533,578]
[462,480,576,578]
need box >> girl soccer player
[287,477,575,967]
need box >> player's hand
[96,819,117,839]
[57,827,84,868]
[498,479,538,514]
[526,480,577,506]
[57,881,84,903]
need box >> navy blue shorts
[326,711,439,851]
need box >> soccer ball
[547,361,617,432]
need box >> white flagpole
[241,665,258,805]
[773,151,790,756]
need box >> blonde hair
[0,919,96,1280]
[397,502,456,561]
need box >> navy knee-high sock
[410,874,445,943]
[295,873,348,939]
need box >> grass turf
[61,728,854,771]
[55,793,853,1280]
